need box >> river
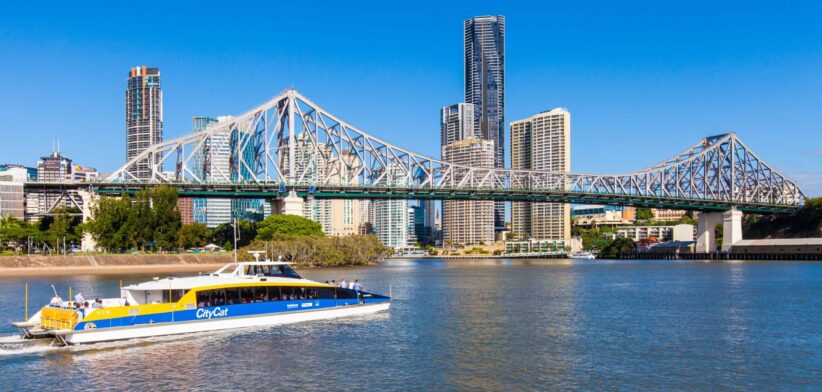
[0,259,820,390]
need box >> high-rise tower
[125,66,163,180]
[441,138,495,246]
[464,15,505,230]
[510,108,571,240]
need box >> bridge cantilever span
[99,88,804,213]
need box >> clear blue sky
[1,1,820,195]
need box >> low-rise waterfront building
[730,238,822,254]
[504,239,574,254]
[572,205,629,227]
[617,224,695,242]
[651,209,688,222]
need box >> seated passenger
[50,294,62,307]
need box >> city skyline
[0,1,820,195]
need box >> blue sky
[1,1,820,195]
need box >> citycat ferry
[11,259,390,345]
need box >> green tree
[636,208,653,221]
[132,189,153,248]
[256,214,324,240]
[86,195,137,252]
[178,222,211,249]
[0,215,35,253]
[149,186,181,251]
[212,220,257,249]
[246,234,389,266]
[48,207,74,254]
[598,238,636,258]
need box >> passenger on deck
[353,280,362,291]
[348,280,355,289]
[75,292,85,304]
[91,299,102,309]
[50,294,62,307]
[339,280,347,289]
[330,280,337,287]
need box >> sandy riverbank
[0,254,233,277]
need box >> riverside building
[441,138,495,245]
[510,108,571,241]
[465,15,506,230]
[372,165,411,248]
[125,66,163,180]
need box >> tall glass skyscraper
[464,15,505,230]
[126,66,163,180]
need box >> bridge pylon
[271,190,305,217]
[696,208,743,253]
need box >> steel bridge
[89,88,803,213]
[25,88,808,252]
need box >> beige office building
[651,208,688,222]
[510,108,571,241]
[328,152,362,237]
[441,138,495,245]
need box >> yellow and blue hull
[57,297,389,345]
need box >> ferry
[11,259,390,346]
[567,251,596,260]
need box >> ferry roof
[122,275,328,291]
[122,261,324,291]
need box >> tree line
[0,185,392,265]
[0,209,78,255]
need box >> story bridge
[25,89,806,252]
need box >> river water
[0,259,820,390]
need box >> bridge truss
[101,89,805,213]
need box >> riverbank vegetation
[597,238,636,259]
[0,186,391,265]
[744,197,822,239]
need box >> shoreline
[0,263,228,277]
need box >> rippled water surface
[0,259,820,390]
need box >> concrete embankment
[0,254,234,277]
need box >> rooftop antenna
[249,250,265,262]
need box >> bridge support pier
[271,190,304,217]
[78,190,98,252]
[696,212,723,253]
[721,208,743,252]
[696,208,743,253]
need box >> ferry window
[336,288,358,299]
[163,289,188,303]
[264,267,284,277]
[281,266,302,279]
[197,289,224,307]
[211,290,226,306]
[196,291,209,307]
[225,288,241,305]
[251,287,267,302]
[317,288,335,299]
[280,286,292,300]
[267,286,281,301]
[240,287,254,303]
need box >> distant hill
[743,197,822,239]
